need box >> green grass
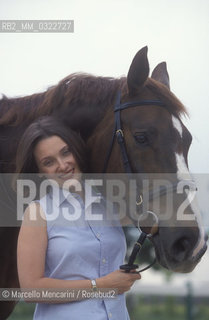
[127,295,209,320]
[7,302,35,320]
[6,296,209,320]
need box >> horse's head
[89,46,207,273]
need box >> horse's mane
[0,91,47,125]
[0,73,127,126]
[146,78,188,117]
[0,73,187,127]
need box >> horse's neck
[57,92,120,140]
[59,102,108,139]
[53,74,126,140]
[0,92,46,122]
[0,76,125,139]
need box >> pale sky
[0,0,208,290]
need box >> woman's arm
[17,202,140,303]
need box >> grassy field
[127,295,209,320]
[7,296,209,320]
[7,302,35,320]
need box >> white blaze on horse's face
[172,115,191,179]
[172,115,205,258]
[172,116,183,139]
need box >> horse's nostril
[171,238,191,262]
[205,234,208,242]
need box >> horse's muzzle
[151,227,208,273]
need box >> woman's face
[34,136,81,182]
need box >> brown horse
[0,47,207,319]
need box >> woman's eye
[63,149,71,156]
[43,159,53,167]
[134,133,148,145]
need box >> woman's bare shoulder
[22,201,47,227]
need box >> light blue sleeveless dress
[33,184,130,320]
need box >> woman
[17,116,141,320]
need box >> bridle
[102,91,166,272]
[103,91,165,174]
[102,91,196,273]
[102,91,180,206]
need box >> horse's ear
[151,62,170,89]
[127,46,149,95]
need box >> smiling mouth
[58,168,75,179]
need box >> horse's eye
[134,132,148,145]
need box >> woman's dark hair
[15,116,88,174]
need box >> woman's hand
[96,269,141,294]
